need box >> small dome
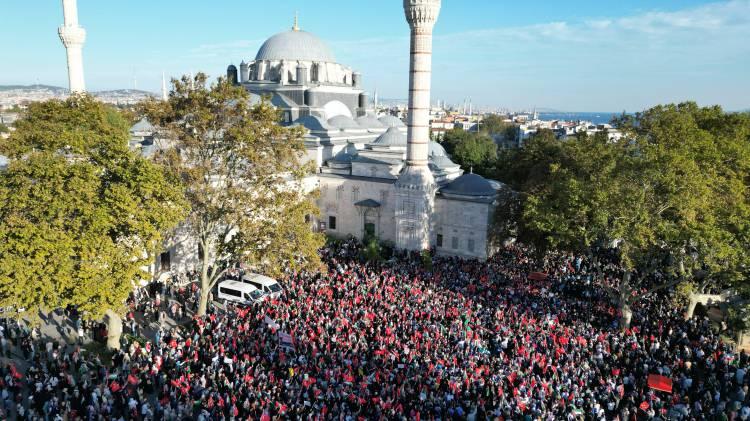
[227,64,237,71]
[331,143,359,163]
[293,115,330,131]
[355,115,385,129]
[378,115,405,128]
[429,141,447,157]
[430,154,459,169]
[256,30,336,63]
[328,115,361,130]
[441,173,496,197]
[372,127,407,146]
[130,118,154,134]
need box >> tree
[3,105,22,114]
[140,73,324,317]
[453,134,497,173]
[479,114,518,146]
[440,129,498,177]
[440,128,472,156]
[0,95,187,348]
[0,123,9,134]
[494,102,750,328]
[360,237,382,263]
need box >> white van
[240,273,283,299]
[217,280,265,306]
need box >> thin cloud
[189,39,265,60]
[182,0,750,110]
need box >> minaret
[161,72,168,101]
[58,0,86,93]
[394,0,442,251]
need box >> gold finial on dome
[293,11,300,31]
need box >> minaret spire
[58,0,87,93]
[293,11,300,31]
[161,72,168,101]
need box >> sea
[538,112,623,125]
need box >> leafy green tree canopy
[494,102,750,326]
[479,114,518,144]
[140,74,324,316]
[0,95,187,322]
[441,129,498,177]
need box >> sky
[1,0,749,112]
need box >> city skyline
[1,0,748,112]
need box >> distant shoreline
[538,112,622,125]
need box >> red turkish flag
[110,381,121,393]
[647,374,673,393]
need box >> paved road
[0,297,195,373]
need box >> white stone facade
[434,197,494,260]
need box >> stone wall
[318,176,397,243]
[434,197,493,260]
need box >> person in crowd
[0,239,746,420]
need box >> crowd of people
[0,239,748,420]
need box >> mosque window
[451,236,459,250]
[403,200,416,217]
[336,185,344,200]
[436,234,443,248]
[352,187,360,202]
[380,190,388,205]
[328,216,337,230]
[468,239,475,252]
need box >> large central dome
[255,30,336,63]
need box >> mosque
[225,4,503,260]
[58,0,502,263]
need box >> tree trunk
[618,271,634,329]
[738,330,746,348]
[197,240,210,317]
[197,285,210,316]
[620,302,633,329]
[686,294,699,320]
[104,310,123,350]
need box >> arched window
[351,186,360,202]
[402,200,416,217]
[311,63,319,82]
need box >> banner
[647,374,673,393]
[279,331,295,350]
[264,316,280,330]
[528,272,548,281]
